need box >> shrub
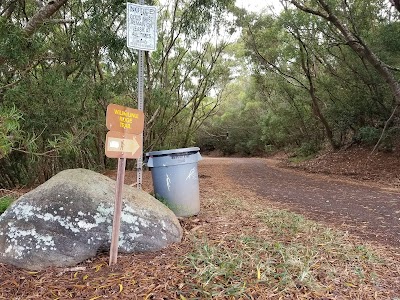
[295,141,320,157]
[357,126,380,145]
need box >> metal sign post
[127,1,157,190]
[137,43,144,190]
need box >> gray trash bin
[146,147,202,217]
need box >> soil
[283,146,400,189]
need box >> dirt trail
[218,157,400,248]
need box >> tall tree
[144,0,234,150]
[286,0,400,106]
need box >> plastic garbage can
[146,147,202,217]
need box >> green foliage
[218,0,400,155]
[356,126,381,145]
[0,18,42,68]
[0,1,125,186]
[1,0,399,184]
[0,106,22,159]
[180,0,235,38]
[0,0,235,187]
[377,22,400,53]
[0,196,14,214]
[196,76,268,156]
[372,21,400,68]
[356,126,399,151]
[295,141,320,158]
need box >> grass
[0,195,14,214]
[288,154,316,164]
[176,203,398,299]
[182,239,248,297]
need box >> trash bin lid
[146,147,200,157]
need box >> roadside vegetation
[1,1,400,188]
[0,195,14,214]
[0,196,12,214]
[1,1,399,297]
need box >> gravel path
[224,157,400,248]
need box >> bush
[295,141,320,157]
[357,126,381,145]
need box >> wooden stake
[109,157,127,265]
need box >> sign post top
[127,2,158,51]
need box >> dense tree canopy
[198,0,400,156]
[1,0,399,188]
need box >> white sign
[127,3,157,51]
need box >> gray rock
[0,169,182,270]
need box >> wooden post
[109,157,127,265]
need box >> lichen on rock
[0,168,182,270]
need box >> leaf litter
[0,157,399,299]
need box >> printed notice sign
[127,3,157,51]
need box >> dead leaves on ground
[0,161,399,299]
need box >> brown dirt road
[210,157,400,248]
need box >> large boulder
[0,169,182,270]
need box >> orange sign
[105,131,142,159]
[106,103,144,134]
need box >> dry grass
[0,158,399,299]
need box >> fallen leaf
[344,282,357,288]
[26,271,39,275]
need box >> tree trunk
[296,30,338,149]
[289,0,400,105]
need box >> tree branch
[0,60,41,90]
[290,0,400,105]
[289,0,329,19]
[247,24,308,90]
[371,105,398,154]
[23,0,68,37]
[0,0,17,18]
[44,18,74,24]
